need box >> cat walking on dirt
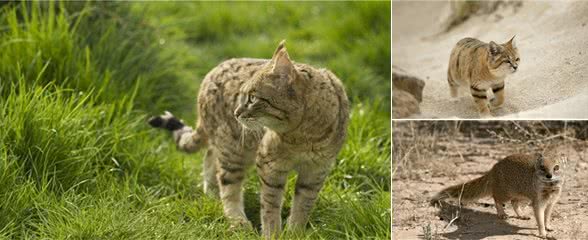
[148,40,349,239]
[447,36,520,118]
[431,152,564,239]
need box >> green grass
[0,2,390,239]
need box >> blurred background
[0,1,390,239]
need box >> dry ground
[392,121,588,239]
[392,1,588,119]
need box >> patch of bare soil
[392,121,588,239]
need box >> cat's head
[488,36,520,77]
[533,152,565,184]
[234,40,305,133]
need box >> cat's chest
[472,78,504,90]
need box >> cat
[447,36,519,118]
[148,40,349,238]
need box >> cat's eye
[515,57,520,62]
[248,95,257,104]
[553,165,559,171]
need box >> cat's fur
[447,36,519,118]
[149,40,349,238]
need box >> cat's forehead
[538,154,562,168]
[501,44,518,57]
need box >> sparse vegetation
[392,121,588,239]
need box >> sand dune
[393,1,588,119]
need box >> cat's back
[201,58,269,93]
[198,58,267,105]
[490,154,536,197]
[448,37,490,81]
[196,58,269,139]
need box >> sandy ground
[392,1,588,119]
[391,122,588,239]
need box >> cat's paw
[229,218,253,231]
[490,98,504,108]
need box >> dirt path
[391,122,588,239]
[392,1,588,119]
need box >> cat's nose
[546,174,552,179]
[234,106,244,118]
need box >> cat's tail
[430,174,492,206]
[148,111,207,153]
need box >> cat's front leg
[287,164,331,232]
[490,83,505,108]
[470,86,492,118]
[257,159,289,239]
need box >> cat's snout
[234,106,244,118]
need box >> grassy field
[0,2,390,239]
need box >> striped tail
[430,174,492,205]
[148,111,207,153]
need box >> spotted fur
[447,36,519,118]
[149,40,349,238]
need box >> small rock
[393,90,420,118]
[392,66,426,102]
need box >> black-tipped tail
[148,111,185,131]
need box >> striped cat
[148,40,349,238]
[447,36,519,118]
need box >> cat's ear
[272,48,294,76]
[489,41,501,56]
[271,39,287,61]
[508,35,517,49]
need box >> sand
[392,1,588,119]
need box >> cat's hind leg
[216,147,253,229]
[202,147,219,197]
[512,199,531,220]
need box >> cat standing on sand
[431,152,564,238]
[447,36,520,118]
[149,40,349,238]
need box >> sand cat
[148,40,349,239]
[431,152,564,238]
[447,36,519,118]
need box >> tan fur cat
[431,152,564,238]
[447,36,519,118]
[148,40,349,238]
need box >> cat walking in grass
[149,40,349,238]
[447,36,520,118]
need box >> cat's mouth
[236,116,262,130]
[539,177,561,185]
